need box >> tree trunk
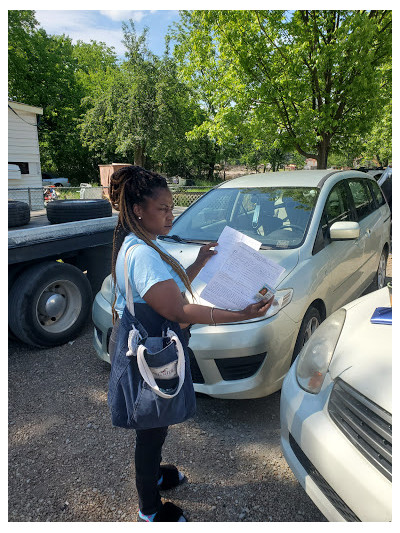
[208,162,215,180]
[134,145,145,167]
[316,136,330,169]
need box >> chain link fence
[170,186,211,207]
[8,185,212,211]
[8,188,45,211]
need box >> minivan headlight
[296,308,346,394]
[264,288,293,319]
[101,274,113,302]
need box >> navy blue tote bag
[108,244,196,430]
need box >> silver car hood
[329,288,392,414]
[157,239,300,301]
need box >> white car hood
[329,288,392,414]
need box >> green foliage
[8,10,105,184]
[79,21,220,180]
[172,10,392,169]
[8,9,391,183]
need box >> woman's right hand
[241,297,274,320]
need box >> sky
[34,9,181,59]
[33,2,385,60]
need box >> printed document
[200,240,285,310]
[198,225,261,284]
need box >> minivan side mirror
[330,221,360,240]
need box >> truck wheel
[8,200,30,227]
[46,199,112,224]
[291,306,322,365]
[8,261,92,347]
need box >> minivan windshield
[168,187,319,249]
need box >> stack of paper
[199,226,285,310]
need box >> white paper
[198,226,261,284]
[200,241,285,310]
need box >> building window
[9,162,29,174]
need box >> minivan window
[369,179,385,208]
[313,182,353,254]
[348,180,374,220]
[170,187,319,249]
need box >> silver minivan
[92,170,391,399]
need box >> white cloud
[35,10,96,33]
[35,10,127,56]
[100,10,145,23]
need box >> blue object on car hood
[370,307,392,325]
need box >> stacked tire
[8,200,30,228]
[46,199,112,224]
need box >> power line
[8,104,40,127]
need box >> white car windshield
[169,187,319,249]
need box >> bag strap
[136,329,186,399]
[124,243,186,399]
[124,244,142,316]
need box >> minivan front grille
[215,353,266,381]
[328,378,392,481]
[187,347,205,384]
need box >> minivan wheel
[374,249,388,290]
[291,306,322,365]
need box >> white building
[8,101,44,210]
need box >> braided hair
[109,165,193,322]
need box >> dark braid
[110,165,193,323]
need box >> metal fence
[8,185,212,211]
[8,188,45,211]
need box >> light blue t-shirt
[114,233,186,318]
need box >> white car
[280,287,392,521]
[92,169,391,399]
[42,172,71,187]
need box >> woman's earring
[138,216,142,220]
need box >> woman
[108,165,273,522]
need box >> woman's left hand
[195,242,218,269]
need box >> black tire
[291,306,322,365]
[8,200,30,228]
[46,199,112,224]
[8,261,92,347]
[373,248,388,290]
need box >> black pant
[135,426,169,515]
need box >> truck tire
[46,199,112,224]
[8,200,30,227]
[8,261,92,347]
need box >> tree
[8,10,97,183]
[8,10,39,100]
[172,10,392,169]
[80,22,160,167]
[79,21,218,179]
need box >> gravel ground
[9,330,326,523]
[8,255,391,522]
